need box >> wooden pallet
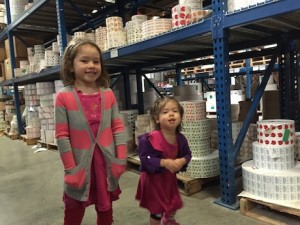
[127,155,219,196]
[4,131,19,140]
[20,134,38,145]
[182,66,214,75]
[195,67,214,73]
[250,56,273,66]
[37,140,58,150]
[240,197,300,225]
[230,60,246,68]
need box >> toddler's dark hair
[150,97,184,132]
[60,38,109,87]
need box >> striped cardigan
[55,85,127,201]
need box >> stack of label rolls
[179,100,219,178]
[241,119,300,202]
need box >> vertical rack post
[5,0,23,136]
[279,37,300,131]
[212,0,237,209]
[245,50,251,99]
[175,66,182,86]
[56,0,67,55]
[136,68,144,114]
[123,68,131,110]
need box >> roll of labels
[180,100,219,179]
[242,119,300,201]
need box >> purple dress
[136,130,191,216]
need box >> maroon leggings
[64,206,113,225]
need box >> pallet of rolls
[4,131,18,140]
[37,140,58,151]
[250,56,273,66]
[20,134,38,145]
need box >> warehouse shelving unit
[0,0,299,209]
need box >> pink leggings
[64,206,113,225]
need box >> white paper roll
[242,160,300,201]
[252,141,295,170]
[179,150,219,178]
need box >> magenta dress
[136,131,183,216]
[64,90,120,211]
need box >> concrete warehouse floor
[0,135,262,225]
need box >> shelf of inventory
[0,0,299,210]
[102,0,300,71]
[1,1,299,86]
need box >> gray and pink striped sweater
[55,85,127,201]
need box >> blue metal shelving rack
[0,0,299,209]
[211,0,300,208]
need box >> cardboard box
[0,48,6,61]
[5,36,44,58]
[4,57,28,80]
[0,62,4,81]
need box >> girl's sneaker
[161,216,180,225]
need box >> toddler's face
[156,100,181,132]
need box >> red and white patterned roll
[257,119,295,146]
[106,16,124,32]
[172,5,191,28]
[295,132,300,160]
[191,9,212,23]
[180,100,206,121]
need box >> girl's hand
[161,158,187,173]
[161,159,178,173]
[111,164,126,178]
[65,169,85,189]
[173,158,187,171]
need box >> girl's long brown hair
[60,38,109,88]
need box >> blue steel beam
[142,74,163,98]
[103,19,211,59]
[14,66,60,85]
[212,0,238,209]
[66,0,95,30]
[245,55,251,99]
[233,43,282,159]
[69,0,133,32]
[5,0,23,136]
[279,38,300,131]
[56,0,68,55]
[175,66,182,86]
[0,0,49,42]
[224,0,300,28]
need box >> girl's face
[72,44,101,86]
[156,100,181,132]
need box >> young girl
[135,97,192,225]
[55,38,127,225]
